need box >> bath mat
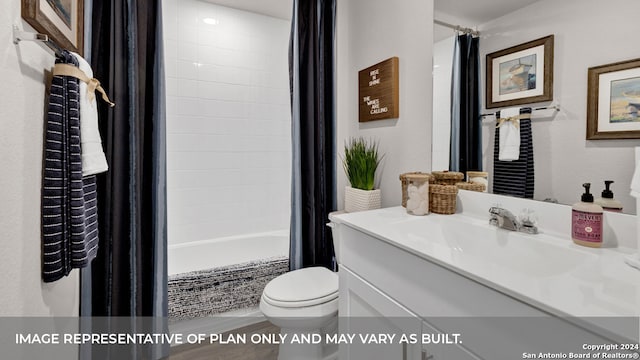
[168,256,289,321]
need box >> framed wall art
[587,58,640,140]
[486,35,554,109]
[358,57,399,122]
[22,0,84,55]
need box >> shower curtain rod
[434,19,480,36]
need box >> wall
[478,0,640,213]
[336,0,434,209]
[163,0,292,246]
[0,3,79,317]
[431,36,454,171]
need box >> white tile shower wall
[163,0,291,246]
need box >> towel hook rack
[13,25,65,58]
[480,105,561,118]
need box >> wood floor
[169,321,280,360]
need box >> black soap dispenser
[595,180,623,212]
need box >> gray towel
[42,51,99,282]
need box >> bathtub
[168,230,289,276]
[168,230,290,337]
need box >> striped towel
[42,51,99,283]
[492,107,534,199]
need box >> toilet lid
[262,267,338,308]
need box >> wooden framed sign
[358,57,399,122]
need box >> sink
[332,206,640,351]
[438,216,595,277]
[358,211,596,277]
[330,206,640,331]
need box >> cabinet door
[339,267,423,360]
[421,320,481,360]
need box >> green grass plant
[342,137,383,191]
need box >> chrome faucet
[489,207,519,231]
[489,206,538,234]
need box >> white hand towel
[630,147,640,198]
[71,52,109,176]
[498,107,521,161]
[627,147,640,270]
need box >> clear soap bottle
[594,180,623,212]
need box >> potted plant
[342,137,383,212]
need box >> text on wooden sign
[358,57,399,122]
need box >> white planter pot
[344,186,381,213]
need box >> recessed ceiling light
[203,18,219,25]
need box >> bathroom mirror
[432,0,640,215]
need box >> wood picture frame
[486,35,554,109]
[22,0,84,55]
[358,57,400,122]
[586,58,640,140]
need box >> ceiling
[201,0,541,37]
[434,0,541,41]
[203,0,293,20]
[435,0,541,25]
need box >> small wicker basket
[429,184,458,214]
[455,181,486,192]
[399,172,433,207]
[432,171,464,185]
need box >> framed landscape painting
[22,0,84,55]
[587,58,640,140]
[486,35,554,109]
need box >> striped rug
[168,256,289,321]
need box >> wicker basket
[399,172,433,207]
[432,171,464,185]
[429,184,458,214]
[456,181,486,192]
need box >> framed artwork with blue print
[486,35,554,109]
[22,0,84,55]
[587,58,640,140]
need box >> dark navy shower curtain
[450,34,481,174]
[289,0,337,271]
[80,0,168,359]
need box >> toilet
[259,219,341,360]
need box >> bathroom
[2,0,639,359]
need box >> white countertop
[331,207,640,338]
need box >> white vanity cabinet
[420,320,479,360]
[339,267,423,360]
[339,266,479,360]
[338,223,483,359]
[334,215,638,360]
